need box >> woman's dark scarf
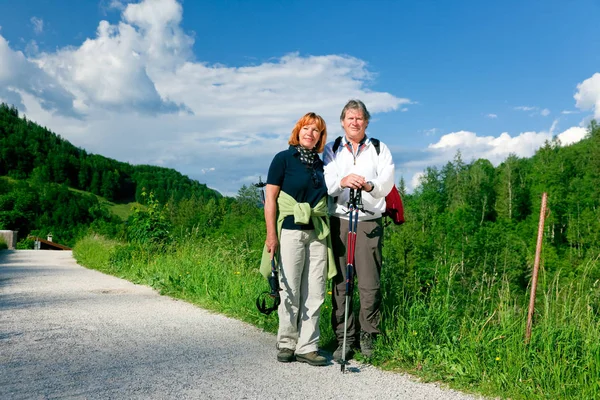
[296,145,318,166]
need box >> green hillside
[0,102,221,205]
[0,101,225,245]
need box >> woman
[260,112,336,366]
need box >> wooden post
[525,192,548,344]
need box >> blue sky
[1,0,599,195]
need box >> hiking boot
[295,351,327,366]
[360,331,375,358]
[277,348,295,363]
[333,344,354,362]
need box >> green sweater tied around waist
[260,191,336,280]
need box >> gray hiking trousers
[330,216,383,345]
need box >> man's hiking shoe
[277,348,295,363]
[333,344,354,362]
[360,331,375,358]
[295,351,327,366]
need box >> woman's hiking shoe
[333,345,353,362]
[277,348,295,363]
[295,351,327,366]
[360,331,375,358]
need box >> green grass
[108,202,140,221]
[73,234,600,399]
[373,259,600,399]
[68,187,140,221]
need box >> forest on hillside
[0,102,225,245]
[0,103,220,204]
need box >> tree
[236,184,262,208]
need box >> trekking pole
[341,189,359,373]
[253,176,266,205]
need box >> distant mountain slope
[0,102,221,204]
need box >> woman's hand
[265,234,279,257]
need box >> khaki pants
[330,217,383,346]
[277,229,327,354]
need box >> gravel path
[0,250,482,400]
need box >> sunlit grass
[107,202,140,221]
[375,258,600,400]
[68,187,140,221]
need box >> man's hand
[341,173,366,190]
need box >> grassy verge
[73,234,599,399]
[375,258,600,399]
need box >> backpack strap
[370,138,380,155]
[332,136,380,155]
[332,136,343,153]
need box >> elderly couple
[260,99,395,366]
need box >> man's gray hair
[340,99,371,123]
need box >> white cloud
[426,127,585,165]
[109,0,127,10]
[25,40,39,55]
[1,0,408,196]
[557,126,587,145]
[574,72,600,119]
[0,35,77,115]
[411,171,425,191]
[486,113,497,118]
[549,119,559,135]
[35,0,192,114]
[422,128,438,136]
[515,106,536,111]
[514,105,552,117]
[561,110,579,114]
[30,17,44,34]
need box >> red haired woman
[260,112,336,366]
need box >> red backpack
[333,137,405,225]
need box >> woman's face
[299,123,322,150]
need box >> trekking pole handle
[354,189,375,215]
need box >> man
[323,99,395,360]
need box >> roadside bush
[15,237,34,249]
[127,191,171,246]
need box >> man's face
[341,108,367,143]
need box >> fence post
[525,192,548,344]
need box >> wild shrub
[126,191,171,247]
[15,237,34,249]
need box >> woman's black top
[267,145,327,230]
